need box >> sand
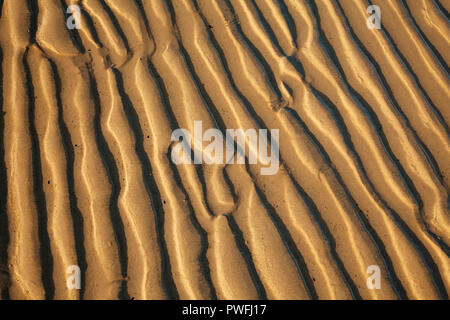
[0,0,449,300]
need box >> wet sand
[0,0,449,299]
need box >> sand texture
[0,0,449,300]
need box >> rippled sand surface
[0,0,449,300]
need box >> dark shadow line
[433,0,450,20]
[0,44,11,300]
[193,0,358,297]
[313,0,449,253]
[48,58,87,299]
[23,49,55,300]
[166,153,217,300]
[98,0,130,53]
[399,0,449,78]
[336,0,448,187]
[223,0,283,101]
[133,0,152,40]
[253,183,318,300]
[78,3,103,48]
[111,67,180,300]
[336,0,450,253]
[225,214,267,299]
[26,0,39,44]
[147,57,217,299]
[276,0,298,47]
[248,0,287,56]
[285,104,408,299]
[87,65,129,300]
[0,0,4,19]
[308,0,449,298]
[190,0,352,297]
[164,0,235,219]
[364,0,450,137]
[288,175,362,299]
[190,0,273,129]
[59,0,86,54]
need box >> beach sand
[0,0,449,299]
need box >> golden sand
[0,0,449,300]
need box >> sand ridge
[0,0,449,300]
